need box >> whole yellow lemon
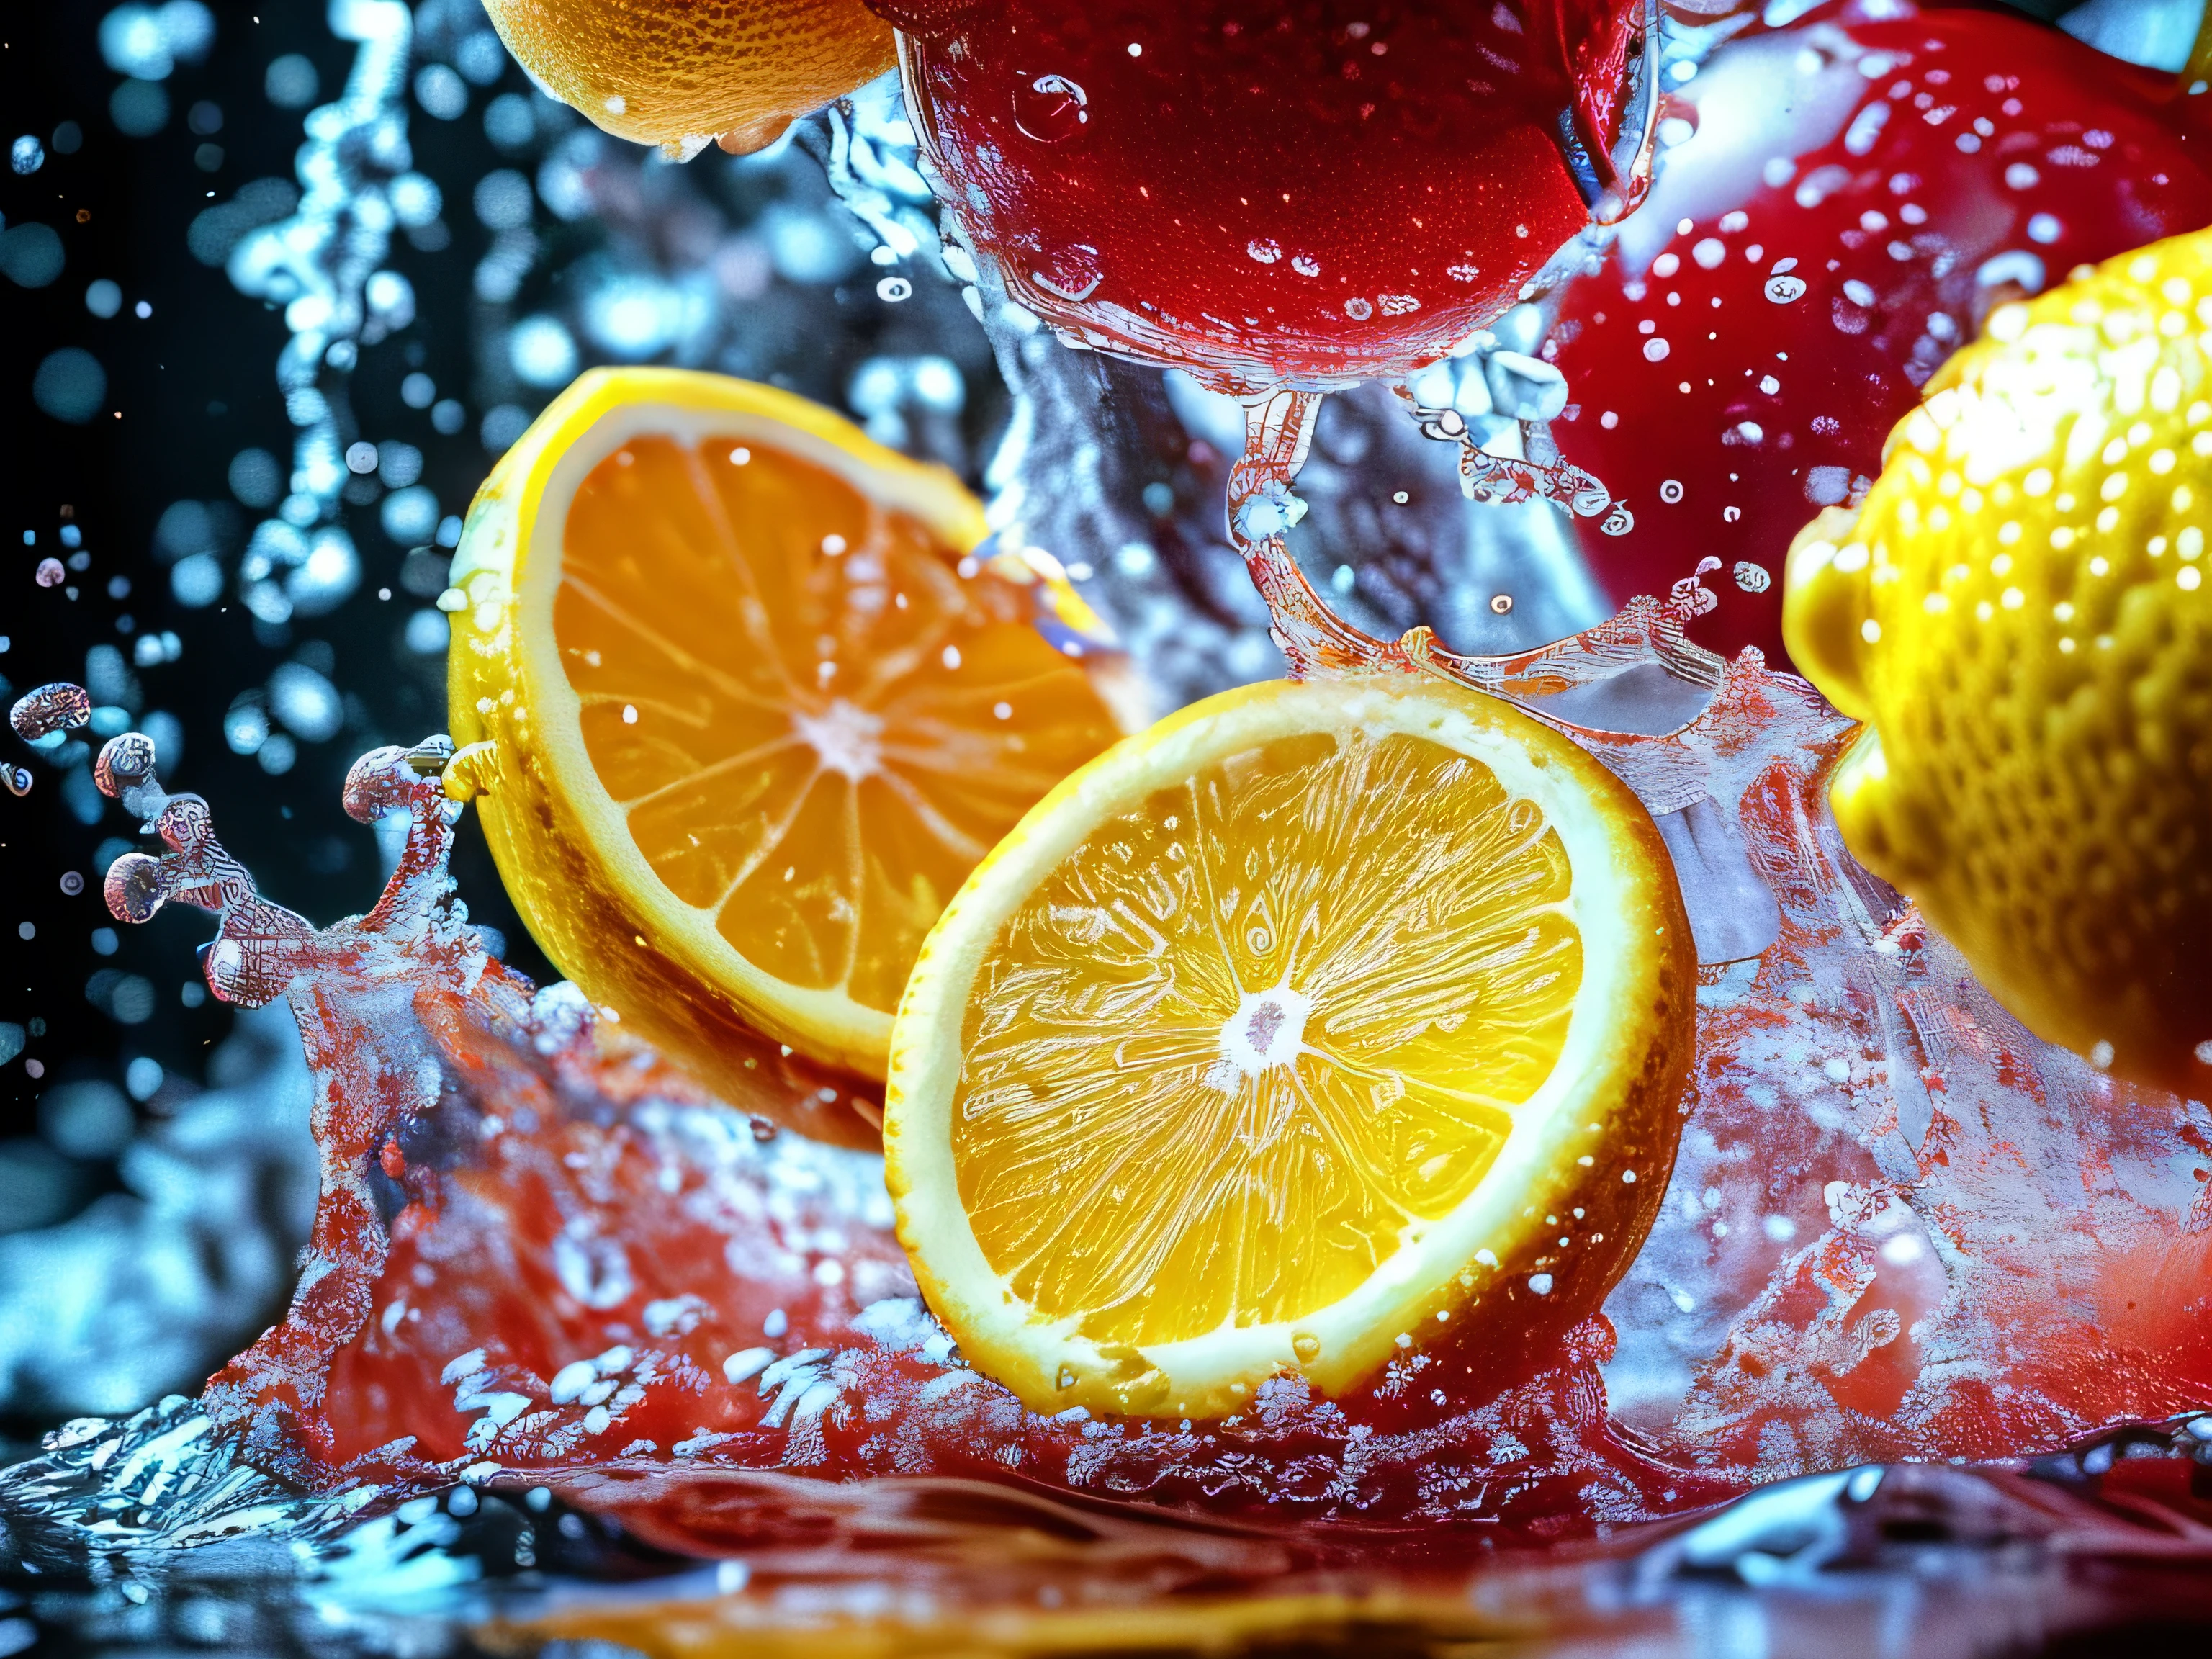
[482,0,895,158]
[1784,233,2211,1098]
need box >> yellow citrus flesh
[449,368,1125,1105]
[1783,231,2212,1096]
[481,0,895,158]
[886,676,1694,1419]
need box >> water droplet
[1764,274,1808,304]
[1055,1364,1077,1390]
[876,275,912,302]
[1030,244,1102,303]
[1246,238,1281,265]
[1344,297,1374,321]
[35,559,63,587]
[1013,73,1088,143]
[1291,253,1320,277]
[59,870,84,896]
[104,853,166,924]
[10,681,90,741]
[1660,479,1686,505]
[2,765,30,798]
[1490,593,1514,615]
[1291,1333,1321,1363]
[94,732,157,799]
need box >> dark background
[0,1,557,1162]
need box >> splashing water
[6,501,2206,1574]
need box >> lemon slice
[885,675,1694,1418]
[449,368,1125,1092]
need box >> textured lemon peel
[1783,235,2212,1093]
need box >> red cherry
[1547,2,2212,668]
[877,0,1658,390]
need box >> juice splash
[18,527,2211,1559]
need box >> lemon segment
[1783,233,2212,1094]
[449,368,1123,1097]
[885,676,1694,1419]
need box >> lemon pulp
[956,727,1581,1345]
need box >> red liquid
[881,0,1653,390]
[1548,2,2212,667]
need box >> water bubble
[111,80,171,138]
[1247,238,1282,265]
[1344,297,1374,321]
[11,136,45,176]
[345,441,379,475]
[415,64,469,122]
[2,766,30,798]
[473,168,534,231]
[12,682,91,741]
[37,558,66,587]
[1013,73,1089,143]
[508,315,577,386]
[1490,594,1514,615]
[40,1079,134,1158]
[1734,561,1773,594]
[875,275,912,302]
[94,732,158,798]
[84,278,122,318]
[125,1056,163,1101]
[32,348,107,424]
[1764,274,1808,304]
[104,853,164,923]
[0,222,65,289]
[1660,479,1686,505]
[228,446,283,507]
[268,662,342,743]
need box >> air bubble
[876,276,912,302]
[1764,275,1808,304]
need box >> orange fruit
[481,0,896,158]
[446,368,1127,1099]
[884,675,1694,1418]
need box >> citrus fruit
[1783,233,2212,1097]
[481,0,895,158]
[884,675,1694,1419]
[447,367,1126,1099]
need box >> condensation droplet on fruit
[1765,274,1808,304]
[1660,479,1686,505]
[1344,297,1373,321]
[1291,1334,1321,1363]
[1246,238,1281,265]
[1013,73,1089,144]
[1291,253,1321,277]
[1643,338,1671,362]
[1490,594,1514,615]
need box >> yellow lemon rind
[884,675,1694,1420]
[449,367,989,1087]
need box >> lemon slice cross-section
[885,675,1694,1419]
[449,369,1125,1097]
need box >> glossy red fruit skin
[1548,1,2212,669]
[876,0,1655,392]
